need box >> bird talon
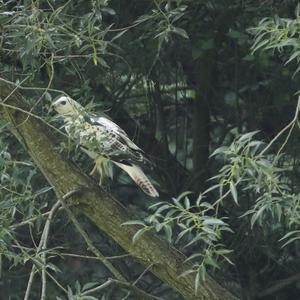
[98,165,105,186]
[89,164,98,176]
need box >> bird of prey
[52,95,159,197]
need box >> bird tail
[114,162,159,197]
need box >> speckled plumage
[52,96,159,197]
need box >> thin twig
[81,279,113,296]
[24,265,36,300]
[110,279,163,300]
[10,207,63,230]
[59,191,126,281]
[0,77,67,95]
[133,264,153,286]
[260,96,300,156]
[15,240,68,296]
[46,271,68,295]
[0,100,69,139]
[60,252,131,261]
[40,200,61,300]
[81,278,163,300]
[23,201,61,300]
[19,54,55,128]
[2,76,31,104]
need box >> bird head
[51,96,83,117]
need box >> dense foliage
[1,0,300,299]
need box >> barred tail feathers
[114,162,159,197]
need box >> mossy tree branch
[0,79,237,300]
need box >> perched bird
[52,95,159,197]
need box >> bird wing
[89,115,158,196]
[90,114,127,136]
[87,114,151,167]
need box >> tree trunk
[0,79,238,300]
[181,55,213,194]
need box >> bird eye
[61,100,67,105]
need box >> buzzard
[52,96,159,197]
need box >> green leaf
[204,256,220,269]
[175,191,193,202]
[154,204,171,215]
[82,296,98,300]
[178,268,196,278]
[184,235,203,248]
[237,131,259,142]
[222,255,235,265]
[285,50,300,65]
[122,220,145,226]
[175,228,191,243]
[171,27,189,39]
[149,201,167,210]
[184,197,190,209]
[154,222,163,232]
[102,7,116,15]
[96,57,110,68]
[202,218,225,226]
[46,262,61,273]
[250,205,267,227]
[35,186,53,196]
[163,224,172,242]
[75,280,81,292]
[229,181,238,204]
[67,286,73,299]
[132,227,150,243]
[252,38,270,53]
[198,201,214,210]
[210,146,228,157]
[279,230,300,241]
[216,248,233,255]
[281,236,300,248]
[111,29,128,42]
[165,208,178,218]
[201,227,219,239]
[185,253,203,263]
[202,184,220,195]
[45,92,52,102]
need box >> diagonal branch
[0,78,237,300]
[81,278,162,300]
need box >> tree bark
[181,55,212,195]
[0,79,238,300]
